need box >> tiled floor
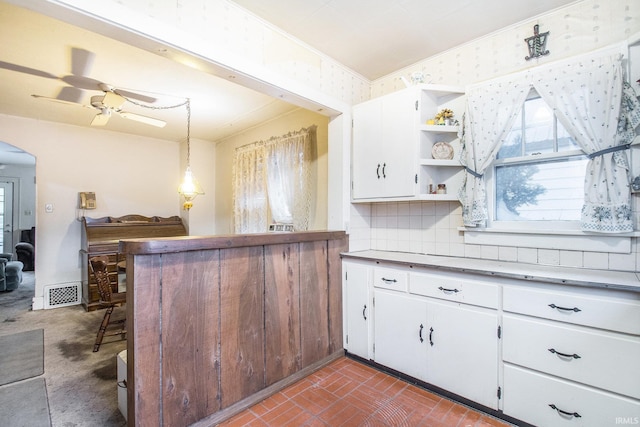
[219,357,512,427]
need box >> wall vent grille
[44,283,81,309]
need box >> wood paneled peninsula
[119,230,348,426]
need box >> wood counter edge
[119,230,347,255]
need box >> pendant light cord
[186,98,191,166]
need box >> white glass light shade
[178,166,204,209]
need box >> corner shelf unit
[416,85,466,201]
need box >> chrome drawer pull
[549,404,581,419]
[438,286,460,294]
[548,303,581,313]
[548,348,581,359]
[381,277,397,283]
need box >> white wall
[0,114,205,308]
[214,108,329,234]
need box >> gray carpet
[0,378,51,427]
[0,329,44,386]
[0,272,126,426]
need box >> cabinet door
[426,300,499,409]
[379,88,417,198]
[344,262,371,359]
[352,88,417,200]
[374,290,428,380]
[352,98,383,199]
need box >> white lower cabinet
[343,261,372,359]
[425,300,499,409]
[342,257,640,426]
[504,365,640,427]
[502,282,640,427]
[374,289,428,380]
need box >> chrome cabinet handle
[362,304,367,321]
[548,303,581,313]
[549,404,581,419]
[548,348,581,359]
[381,277,397,284]
[438,286,460,294]
[382,163,386,178]
[376,164,381,179]
[419,324,424,343]
[429,327,434,346]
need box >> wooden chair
[89,255,126,352]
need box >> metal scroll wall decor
[524,24,550,60]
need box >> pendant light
[177,99,204,210]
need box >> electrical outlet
[45,203,53,213]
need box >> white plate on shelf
[432,142,454,160]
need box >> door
[344,261,371,359]
[426,300,499,409]
[0,182,14,254]
[374,290,428,380]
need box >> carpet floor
[0,272,126,426]
[0,328,44,386]
[0,378,51,427]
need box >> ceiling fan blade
[113,88,157,104]
[31,94,92,109]
[91,111,111,127]
[0,60,57,79]
[54,86,85,104]
[70,47,95,77]
[102,91,126,109]
[119,111,166,128]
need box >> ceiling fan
[32,86,167,128]
[2,47,165,127]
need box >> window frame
[485,91,587,232]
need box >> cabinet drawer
[503,315,640,399]
[373,266,408,291]
[409,272,498,309]
[503,285,640,335]
[504,365,640,427]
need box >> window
[488,90,587,229]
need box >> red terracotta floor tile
[221,357,513,427]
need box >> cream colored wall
[0,114,186,309]
[372,0,640,95]
[214,108,329,234]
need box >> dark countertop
[342,250,640,293]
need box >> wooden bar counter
[119,230,348,426]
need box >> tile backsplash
[348,201,640,273]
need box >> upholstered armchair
[15,227,35,271]
[0,253,23,291]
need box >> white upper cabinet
[352,87,417,200]
[352,84,466,202]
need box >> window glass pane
[557,122,580,151]
[497,110,523,159]
[524,97,554,155]
[495,156,588,221]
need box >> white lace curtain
[459,49,639,233]
[232,126,315,233]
